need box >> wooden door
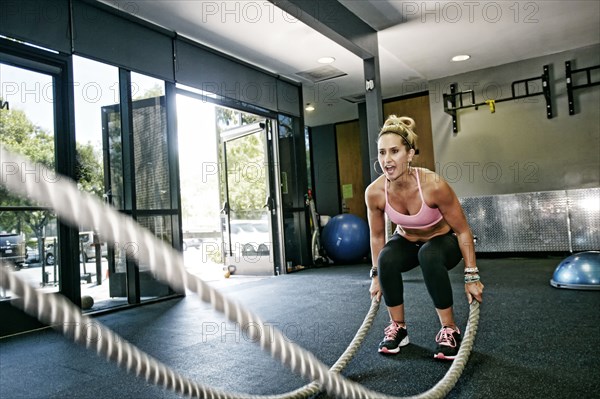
[335,120,366,221]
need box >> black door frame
[220,120,284,275]
[0,39,79,336]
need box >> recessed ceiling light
[317,57,336,64]
[452,55,471,62]
[305,104,315,111]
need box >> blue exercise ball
[550,251,600,290]
[321,214,370,263]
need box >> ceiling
[99,0,600,127]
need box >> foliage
[133,83,164,101]
[215,107,266,219]
[75,143,104,197]
[0,99,103,243]
[0,106,53,169]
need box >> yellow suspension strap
[485,99,496,113]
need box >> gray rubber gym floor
[1,257,599,399]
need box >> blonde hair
[378,115,418,151]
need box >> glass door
[221,121,283,275]
[101,71,175,305]
[0,62,60,298]
[0,43,79,336]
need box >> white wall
[428,44,600,197]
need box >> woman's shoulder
[366,174,386,191]
[416,167,453,198]
[365,175,386,202]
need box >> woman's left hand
[370,278,382,302]
[465,280,484,304]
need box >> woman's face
[378,133,413,180]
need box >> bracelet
[464,267,479,274]
[464,274,480,284]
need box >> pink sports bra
[384,171,444,229]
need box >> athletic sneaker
[378,321,409,354]
[433,326,462,360]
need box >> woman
[365,115,484,360]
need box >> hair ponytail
[379,115,418,151]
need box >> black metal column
[118,69,140,305]
[364,56,384,182]
[54,52,81,307]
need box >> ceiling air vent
[295,65,347,83]
[341,93,366,104]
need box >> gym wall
[426,44,599,252]
[428,43,600,197]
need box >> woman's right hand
[369,278,382,302]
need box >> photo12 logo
[1,161,60,185]
[200,320,339,344]
[435,161,539,184]
[400,1,540,24]
[1,81,122,106]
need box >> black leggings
[378,231,462,310]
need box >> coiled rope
[0,145,480,398]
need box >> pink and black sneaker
[378,321,409,354]
[433,326,462,360]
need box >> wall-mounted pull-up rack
[566,60,600,115]
[443,65,552,133]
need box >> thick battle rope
[0,260,382,399]
[0,145,480,398]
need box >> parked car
[0,233,26,269]
[228,220,271,256]
[25,246,40,264]
[182,236,202,251]
[45,231,108,265]
[78,231,108,262]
